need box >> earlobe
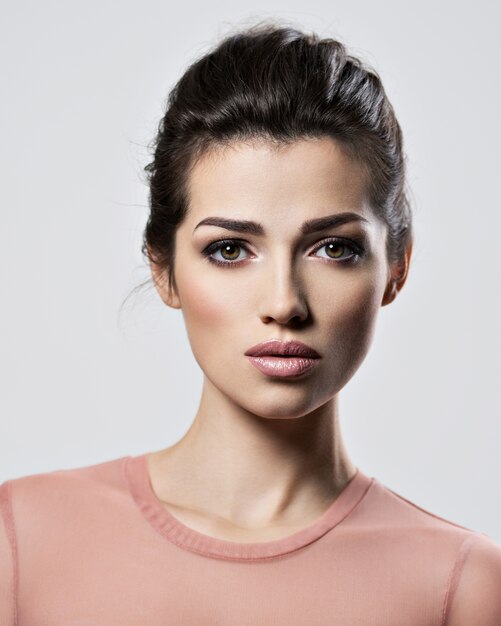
[381,279,398,306]
[157,280,182,309]
[381,239,413,307]
[148,255,182,310]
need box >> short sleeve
[445,532,501,626]
[0,481,16,625]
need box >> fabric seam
[0,480,19,626]
[440,532,480,626]
[154,477,375,562]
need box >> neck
[149,376,357,529]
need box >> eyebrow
[192,212,369,235]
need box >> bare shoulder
[445,532,501,626]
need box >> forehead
[185,137,376,228]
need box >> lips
[244,339,320,359]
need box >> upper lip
[245,339,321,358]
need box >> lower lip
[246,356,320,378]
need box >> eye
[311,237,364,264]
[202,239,251,267]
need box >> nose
[258,253,309,325]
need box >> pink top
[1,452,501,625]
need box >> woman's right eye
[202,239,251,267]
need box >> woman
[1,22,500,625]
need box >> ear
[148,248,182,310]
[381,239,413,307]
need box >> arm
[445,532,501,626]
[0,481,16,625]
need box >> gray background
[1,2,500,543]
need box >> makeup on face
[168,137,391,413]
[195,223,370,268]
[244,339,321,379]
[192,213,373,271]
[245,356,320,378]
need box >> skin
[148,136,412,542]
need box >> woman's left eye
[311,238,363,263]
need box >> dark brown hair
[142,21,413,295]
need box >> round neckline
[125,452,374,561]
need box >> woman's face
[153,137,405,419]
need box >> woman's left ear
[381,239,413,306]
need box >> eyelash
[202,237,365,268]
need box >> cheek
[316,270,385,378]
[174,263,250,358]
[326,274,381,327]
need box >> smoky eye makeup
[200,235,367,268]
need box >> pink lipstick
[245,339,321,378]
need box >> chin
[226,382,336,420]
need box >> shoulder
[0,454,131,529]
[3,454,130,491]
[444,532,501,625]
[0,455,135,622]
[365,477,478,537]
[358,477,494,567]
[362,478,501,622]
